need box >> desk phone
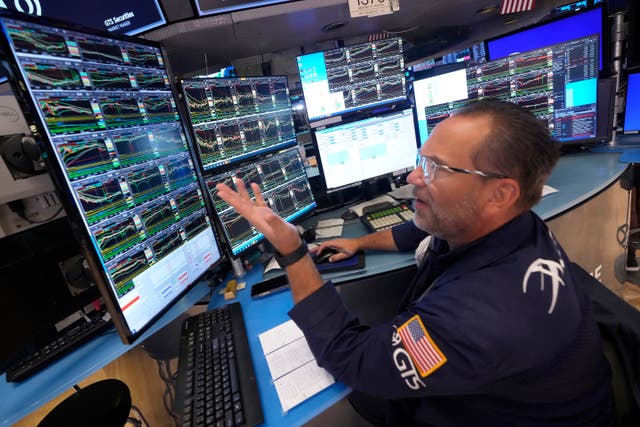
[360,201,414,232]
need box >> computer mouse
[340,209,358,220]
[314,248,340,264]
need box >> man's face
[406,114,493,244]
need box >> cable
[155,359,180,426]
[130,405,151,427]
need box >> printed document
[259,320,335,412]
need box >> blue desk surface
[0,150,629,426]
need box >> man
[216,99,614,426]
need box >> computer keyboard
[175,302,263,427]
[360,201,414,232]
[6,308,111,382]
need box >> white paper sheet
[315,218,344,238]
[542,185,558,197]
[259,320,335,412]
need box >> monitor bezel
[0,10,224,345]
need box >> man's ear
[486,178,520,211]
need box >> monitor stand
[362,177,392,200]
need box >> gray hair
[455,98,560,209]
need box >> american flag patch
[500,0,536,15]
[398,315,446,378]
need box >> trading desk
[0,150,628,426]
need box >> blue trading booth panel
[537,151,628,219]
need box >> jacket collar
[429,211,538,284]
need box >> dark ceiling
[147,0,563,78]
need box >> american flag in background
[398,315,447,377]
[500,0,536,15]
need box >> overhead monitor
[205,146,316,256]
[412,65,469,145]
[195,0,295,16]
[486,6,605,71]
[296,37,407,123]
[313,108,417,192]
[624,71,640,133]
[0,0,166,35]
[0,1,167,84]
[0,12,222,344]
[180,76,297,171]
[422,35,600,144]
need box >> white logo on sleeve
[522,258,566,314]
[391,329,425,390]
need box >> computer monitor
[624,71,640,133]
[312,108,418,192]
[205,146,316,256]
[179,76,297,171]
[0,0,166,36]
[412,65,469,145]
[486,6,606,71]
[0,0,167,84]
[0,217,103,375]
[296,37,407,123]
[422,35,600,145]
[0,12,223,344]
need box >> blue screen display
[624,72,640,132]
[487,8,603,70]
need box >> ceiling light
[476,5,498,15]
[383,25,420,35]
[321,21,348,32]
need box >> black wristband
[275,241,308,268]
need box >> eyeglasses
[415,152,508,184]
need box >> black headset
[0,133,41,174]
